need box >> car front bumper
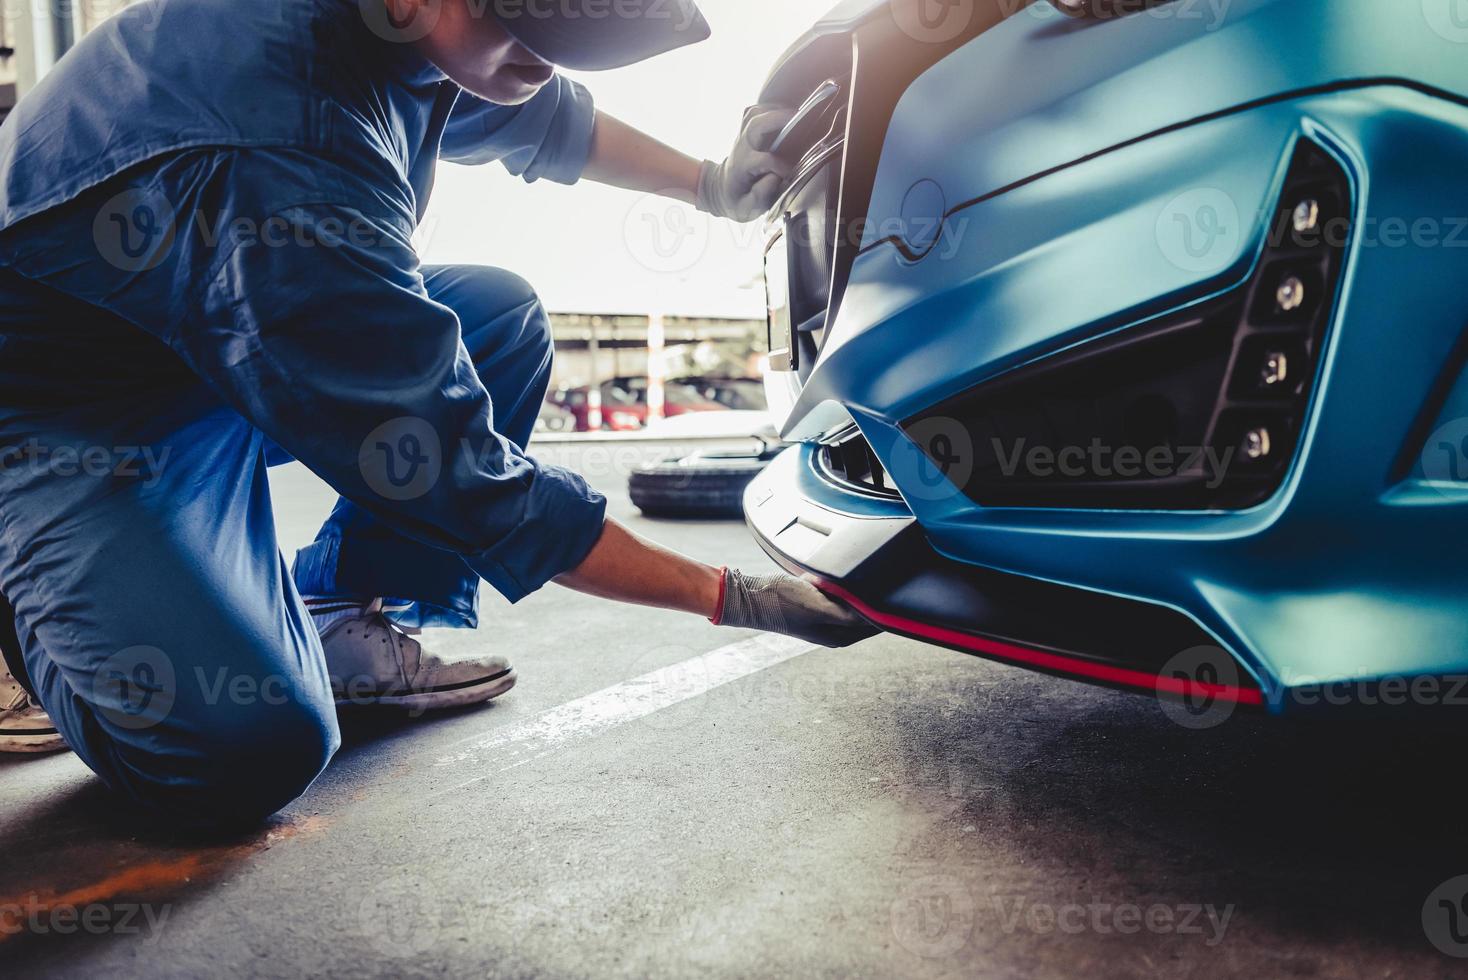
[749,0,1468,715]
[746,444,1267,710]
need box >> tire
[629,450,774,519]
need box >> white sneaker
[0,670,69,754]
[310,599,516,711]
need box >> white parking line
[429,633,817,797]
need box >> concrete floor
[3,441,1466,978]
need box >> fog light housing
[1276,276,1307,313]
[1243,428,1273,461]
[1260,352,1290,388]
[1292,199,1321,235]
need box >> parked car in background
[549,386,594,431]
[551,377,728,432]
[674,377,768,412]
[535,399,577,434]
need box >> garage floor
[2,443,1465,978]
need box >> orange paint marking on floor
[0,813,332,941]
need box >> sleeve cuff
[536,76,597,186]
[466,461,608,602]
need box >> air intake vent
[818,433,903,499]
[902,139,1351,511]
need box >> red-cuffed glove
[711,568,877,648]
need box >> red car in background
[550,377,728,432]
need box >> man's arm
[582,111,703,204]
[554,519,875,649]
[583,107,796,221]
[441,99,863,642]
[554,519,720,615]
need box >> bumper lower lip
[813,577,1264,707]
[744,444,1265,707]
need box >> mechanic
[0,0,874,819]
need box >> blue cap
[491,0,711,71]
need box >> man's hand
[713,569,878,649]
[696,106,796,222]
[552,520,876,649]
[581,107,794,222]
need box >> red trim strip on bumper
[813,578,1265,707]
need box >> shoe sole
[0,732,71,754]
[334,668,517,711]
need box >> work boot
[308,599,516,711]
[0,670,69,754]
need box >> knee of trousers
[106,689,342,829]
[452,267,554,366]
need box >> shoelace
[2,686,28,713]
[309,598,428,691]
[343,602,423,689]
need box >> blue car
[746,0,1468,714]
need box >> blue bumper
[753,0,1468,712]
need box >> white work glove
[713,568,879,649]
[696,106,797,222]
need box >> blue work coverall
[0,0,609,824]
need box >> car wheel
[629,449,777,519]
